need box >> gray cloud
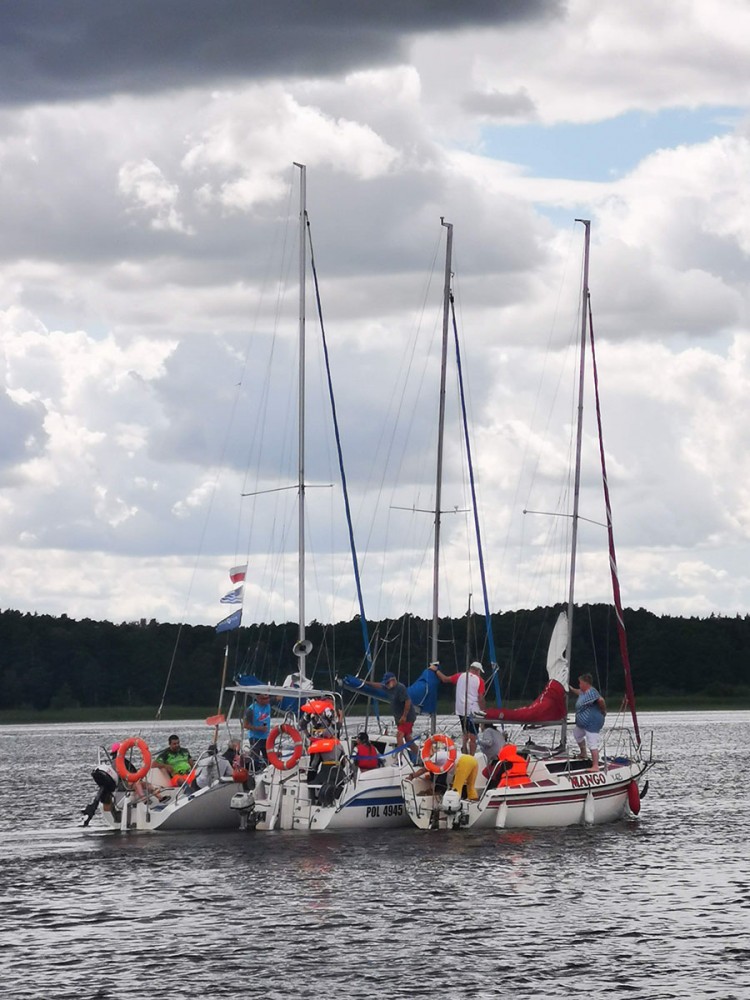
[0,1,560,106]
[461,87,538,121]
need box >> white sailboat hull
[239,761,413,832]
[100,776,240,832]
[403,757,650,831]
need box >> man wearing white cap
[429,661,486,754]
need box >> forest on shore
[1,602,749,719]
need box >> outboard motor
[230,789,257,831]
[439,789,462,815]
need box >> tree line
[0,604,748,713]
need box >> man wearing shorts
[430,661,486,754]
[569,672,607,771]
[379,672,416,759]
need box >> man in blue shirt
[244,693,272,763]
[569,673,607,771]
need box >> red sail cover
[484,679,566,724]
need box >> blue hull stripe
[342,792,404,809]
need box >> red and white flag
[229,564,247,584]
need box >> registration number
[365,804,404,818]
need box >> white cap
[469,661,484,674]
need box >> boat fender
[266,724,303,771]
[583,789,595,825]
[421,734,457,774]
[627,780,641,815]
[115,737,152,782]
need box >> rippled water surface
[1,713,749,999]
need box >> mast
[294,162,308,682]
[431,218,453,675]
[562,218,591,742]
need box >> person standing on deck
[374,672,417,760]
[569,673,607,772]
[430,661,486,754]
[244,693,272,764]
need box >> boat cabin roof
[224,683,335,700]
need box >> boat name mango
[570,772,607,789]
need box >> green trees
[0,605,748,713]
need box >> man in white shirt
[429,661,486,754]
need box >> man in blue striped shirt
[569,673,607,772]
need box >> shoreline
[1,694,749,725]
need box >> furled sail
[484,612,568,724]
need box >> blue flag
[220,585,244,605]
[216,609,242,633]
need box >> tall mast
[562,218,591,740]
[431,218,453,673]
[294,162,308,681]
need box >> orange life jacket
[498,744,531,787]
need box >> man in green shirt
[153,734,194,778]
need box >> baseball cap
[469,661,484,674]
[381,672,396,685]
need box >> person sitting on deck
[353,732,380,770]
[478,724,505,771]
[109,741,165,803]
[486,741,531,789]
[152,734,195,785]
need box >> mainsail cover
[484,612,568,724]
[341,667,440,716]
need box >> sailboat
[228,163,416,832]
[403,219,653,831]
[81,576,256,833]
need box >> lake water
[0,712,748,1000]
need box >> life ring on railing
[115,737,151,782]
[421,734,457,774]
[266,725,303,771]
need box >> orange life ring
[421,734,457,774]
[115,737,152,782]
[266,725,303,771]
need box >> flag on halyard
[220,585,244,605]
[216,609,242,633]
[229,564,247,583]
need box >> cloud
[0,1,560,106]
[118,159,192,233]
[1,1,750,628]
[461,87,538,121]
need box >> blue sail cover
[340,668,439,716]
[407,668,439,714]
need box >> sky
[3,0,750,629]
